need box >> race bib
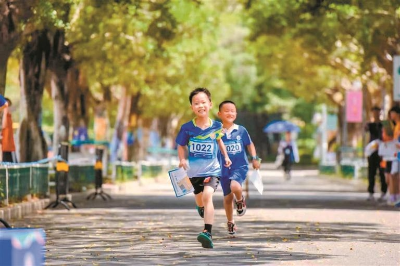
[225,140,242,155]
[189,139,215,159]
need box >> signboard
[346,90,363,123]
[0,228,46,266]
[394,56,400,101]
[327,114,338,131]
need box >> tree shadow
[73,193,399,212]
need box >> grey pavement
[10,165,400,265]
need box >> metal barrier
[340,158,367,179]
[68,164,95,192]
[0,157,179,207]
[113,161,138,182]
[112,158,179,183]
[0,164,49,206]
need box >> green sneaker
[197,231,213,248]
[196,206,204,218]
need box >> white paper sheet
[249,169,263,195]
[168,168,194,197]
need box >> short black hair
[389,106,400,114]
[5,97,11,106]
[189,88,211,104]
[218,100,236,111]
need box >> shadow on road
[72,194,399,212]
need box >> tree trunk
[49,30,72,155]
[253,113,270,159]
[68,66,90,129]
[17,30,50,162]
[0,46,11,96]
[0,0,34,95]
[237,111,270,159]
[110,87,130,162]
[126,92,141,161]
[158,114,181,149]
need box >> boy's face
[191,92,212,118]
[218,103,237,124]
[382,129,392,141]
[389,111,399,121]
[285,132,291,141]
[372,110,380,121]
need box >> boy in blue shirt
[176,88,232,248]
[218,100,261,235]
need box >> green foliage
[244,0,399,108]
[291,100,315,124]
[5,0,399,151]
[31,0,74,30]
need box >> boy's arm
[177,145,189,170]
[217,138,232,167]
[247,142,261,169]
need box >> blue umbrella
[263,120,300,133]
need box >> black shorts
[190,176,220,195]
[385,161,393,174]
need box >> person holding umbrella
[263,120,300,180]
[277,131,300,180]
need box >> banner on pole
[394,56,400,101]
[327,114,338,130]
[346,90,363,123]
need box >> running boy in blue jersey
[218,100,261,235]
[176,88,232,248]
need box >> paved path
[10,166,400,265]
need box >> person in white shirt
[378,124,399,206]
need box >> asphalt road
[10,166,400,265]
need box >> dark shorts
[220,167,248,196]
[385,161,393,174]
[190,176,220,195]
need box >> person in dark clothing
[365,106,387,202]
[278,131,299,180]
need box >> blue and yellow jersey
[176,119,223,178]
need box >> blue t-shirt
[176,119,223,178]
[219,124,252,176]
[0,95,6,107]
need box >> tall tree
[18,30,50,162]
[49,29,72,154]
[0,0,35,95]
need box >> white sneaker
[366,194,374,201]
[377,193,386,202]
[387,195,396,206]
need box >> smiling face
[191,92,212,118]
[218,102,237,124]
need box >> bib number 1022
[190,143,212,153]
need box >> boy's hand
[179,159,189,170]
[252,158,261,169]
[224,157,232,168]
